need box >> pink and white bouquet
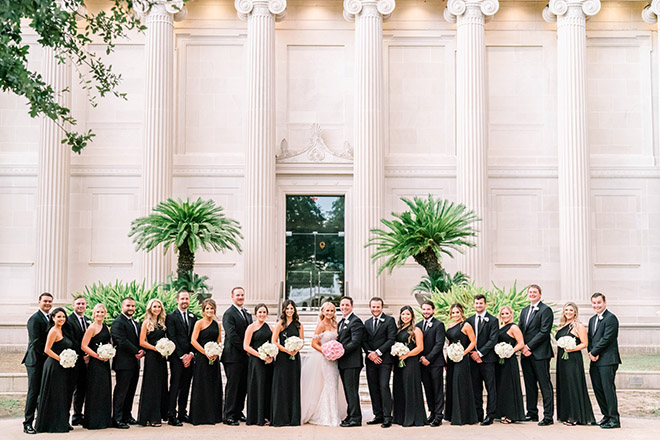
[321,340,344,361]
[284,336,304,360]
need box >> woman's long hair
[450,303,466,321]
[279,299,301,329]
[397,305,416,343]
[48,307,67,332]
[498,305,513,326]
[559,302,581,329]
[319,301,337,328]
[200,298,217,321]
[144,298,166,332]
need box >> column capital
[543,0,600,23]
[643,1,660,24]
[134,0,187,22]
[444,0,499,24]
[235,0,287,22]
[343,0,395,22]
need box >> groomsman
[221,286,252,425]
[362,297,396,428]
[588,292,621,429]
[22,292,53,435]
[64,295,90,426]
[337,296,365,427]
[110,297,144,429]
[416,300,446,427]
[519,284,554,426]
[467,294,499,425]
[166,290,198,426]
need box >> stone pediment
[276,123,353,164]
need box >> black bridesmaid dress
[35,335,73,433]
[444,321,478,425]
[495,323,525,422]
[392,326,426,427]
[555,325,596,425]
[270,322,301,426]
[190,322,223,425]
[84,325,113,429]
[246,323,273,426]
[137,324,169,425]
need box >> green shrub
[162,271,211,303]
[412,269,469,295]
[66,280,202,323]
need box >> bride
[300,302,347,426]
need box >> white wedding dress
[300,330,347,426]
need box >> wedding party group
[20,284,621,434]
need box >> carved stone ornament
[343,0,396,22]
[642,0,660,24]
[444,0,499,24]
[276,124,353,164]
[133,0,187,21]
[235,0,287,22]
[542,0,601,23]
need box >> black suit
[64,312,90,424]
[110,314,141,423]
[166,308,198,419]
[416,318,445,421]
[518,301,554,420]
[362,314,396,421]
[22,310,49,425]
[466,312,499,420]
[221,305,252,421]
[588,310,621,424]
[337,313,365,423]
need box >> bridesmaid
[495,306,525,424]
[392,305,426,427]
[81,303,113,429]
[137,298,169,427]
[556,302,596,426]
[271,299,304,426]
[190,298,223,425]
[35,307,73,433]
[244,303,274,426]
[444,303,478,425]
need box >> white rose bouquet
[203,341,222,365]
[155,337,176,357]
[447,342,465,363]
[556,336,576,360]
[258,342,279,363]
[390,342,410,367]
[284,336,304,360]
[96,343,116,360]
[494,342,514,364]
[59,348,78,368]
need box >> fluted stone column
[445,0,498,288]
[235,0,286,302]
[643,3,660,166]
[544,0,600,301]
[344,0,394,302]
[135,0,186,285]
[35,48,71,300]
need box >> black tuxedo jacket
[221,305,252,364]
[518,302,554,360]
[111,314,142,371]
[337,313,365,370]
[466,312,499,363]
[64,313,91,357]
[588,310,622,366]
[416,317,446,367]
[22,311,49,367]
[166,309,198,359]
[362,314,396,364]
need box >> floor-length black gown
[137,325,169,425]
[190,322,223,425]
[246,323,273,426]
[495,323,525,422]
[392,326,426,427]
[270,322,301,426]
[84,325,112,429]
[556,325,596,424]
[35,336,73,433]
[444,321,478,425]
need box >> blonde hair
[559,302,581,328]
[144,298,166,332]
[319,301,337,327]
[92,303,107,318]
[498,305,513,326]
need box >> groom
[337,296,365,427]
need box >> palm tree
[366,195,480,280]
[129,197,242,278]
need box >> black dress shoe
[596,417,608,426]
[23,424,37,435]
[381,418,392,428]
[179,415,191,424]
[239,414,247,422]
[125,417,138,425]
[480,417,494,426]
[524,415,539,422]
[224,418,239,426]
[538,419,554,426]
[112,421,129,429]
[168,417,183,427]
[366,418,384,425]
[430,419,443,427]
[601,421,621,429]
[340,420,361,427]
[425,415,434,425]
[68,424,74,431]
[71,419,83,426]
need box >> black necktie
[424,320,429,332]
[373,318,379,332]
[80,316,87,331]
[241,308,249,322]
[130,318,138,336]
[478,315,483,329]
[182,311,189,332]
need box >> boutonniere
[427,321,433,328]
[532,306,539,312]
[379,317,385,323]
[188,312,194,318]
[484,317,489,323]
[598,315,604,321]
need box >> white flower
[484,317,489,322]
[428,321,433,328]
[447,342,465,363]
[203,341,222,364]
[284,336,304,359]
[155,337,176,357]
[533,306,539,312]
[97,343,116,360]
[59,349,78,368]
[258,342,279,363]
[557,336,577,360]
[390,342,410,367]
[494,342,514,364]
[598,315,604,321]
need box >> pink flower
[321,340,345,361]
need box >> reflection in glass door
[285,196,344,309]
